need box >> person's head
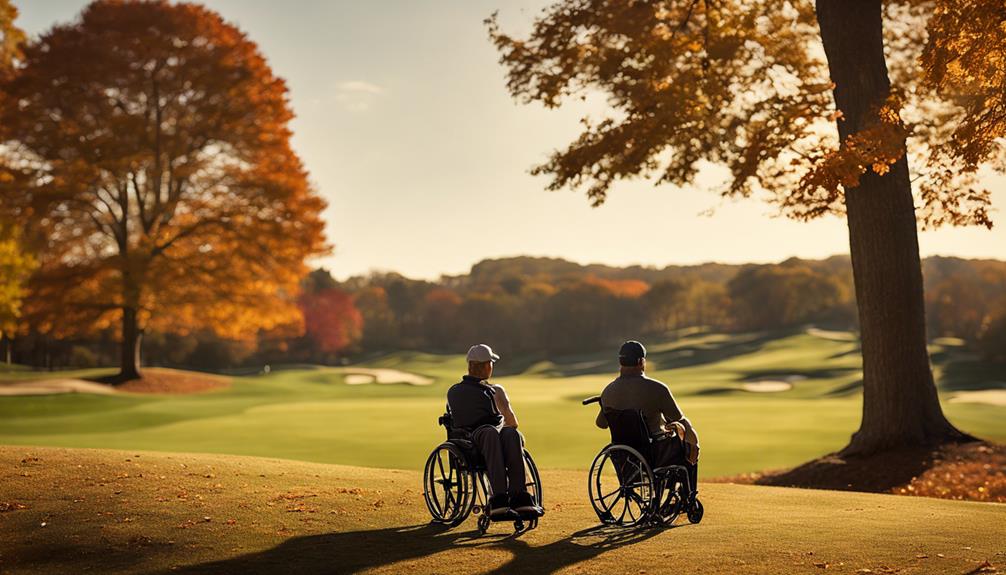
[466,343,499,379]
[618,340,646,374]
[468,360,493,379]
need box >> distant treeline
[9,255,1006,369]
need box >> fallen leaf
[0,502,29,512]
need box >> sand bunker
[740,374,805,393]
[949,389,1006,407]
[0,379,117,397]
[340,368,433,386]
[806,328,858,342]
[741,381,793,393]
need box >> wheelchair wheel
[423,442,475,526]
[523,448,543,529]
[655,466,689,525]
[588,445,657,527]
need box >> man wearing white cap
[446,343,541,520]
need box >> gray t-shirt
[595,373,684,436]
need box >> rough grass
[1,446,1003,575]
[0,331,1003,478]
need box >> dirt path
[1,446,1003,574]
[0,368,229,396]
[0,379,117,396]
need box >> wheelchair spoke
[444,485,456,514]
[626,495,638,523]
[626,488,649,520]
[616,491,629,523]
[437,451,455,516]
[598,486,622,504]
[436,452,448,484]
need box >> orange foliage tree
[0,0,24,77]
[0,1,327,380]
[298,288,363,356]
[488,0,1003,455]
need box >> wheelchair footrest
[515,506,544,520]
[485,507,544,522]
[487,510,519,522]
[652,464,688,476]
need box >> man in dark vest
[447,344,542,519]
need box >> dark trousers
[472,425,527,498]
[652,435,698,497]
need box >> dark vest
[446,376,503,431]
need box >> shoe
[509,491,543,518]
[488,494,512,519]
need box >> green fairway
[1,330,1004,478]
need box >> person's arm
[492,384,519,428]
[659,384,698,440]
[660,384,700,463]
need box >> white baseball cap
[466,344,500,363]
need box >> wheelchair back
[602,408,652,451]
[438,412,483,466]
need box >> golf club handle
[581,396,601,406]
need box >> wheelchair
[422,412,543,534]
[582,396,704,527]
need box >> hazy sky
[19,1,1006,279]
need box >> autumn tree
[353,286,399,350]
[0,0,23,77]
[728,263,843,331]
[0,1,327,380]
[488,0,1002,455]
[298,288,363,357]
[642,279,687,333]
[420,288,463,350]
[0,223,35,363]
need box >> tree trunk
[2,332,10,364]
[119,306,142,381]
[816,0,970,455]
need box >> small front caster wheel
[687,499,704,524]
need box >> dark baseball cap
[618,340,646,363]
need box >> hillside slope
[1,446,1003,574]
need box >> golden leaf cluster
[488,0,1002,228]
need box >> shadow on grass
[825,379,864,396]
[937,358,1006,392]
[737,367,859,381]
[158,522,672,575]
[535,330,793,379]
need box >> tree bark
[120,306,142,381]
[816,0,970,454]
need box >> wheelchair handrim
[587,444,657,527]
[523,448,543,508]
[423,443,476,526]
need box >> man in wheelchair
[446,343,543,521]
[596,340,700,506]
